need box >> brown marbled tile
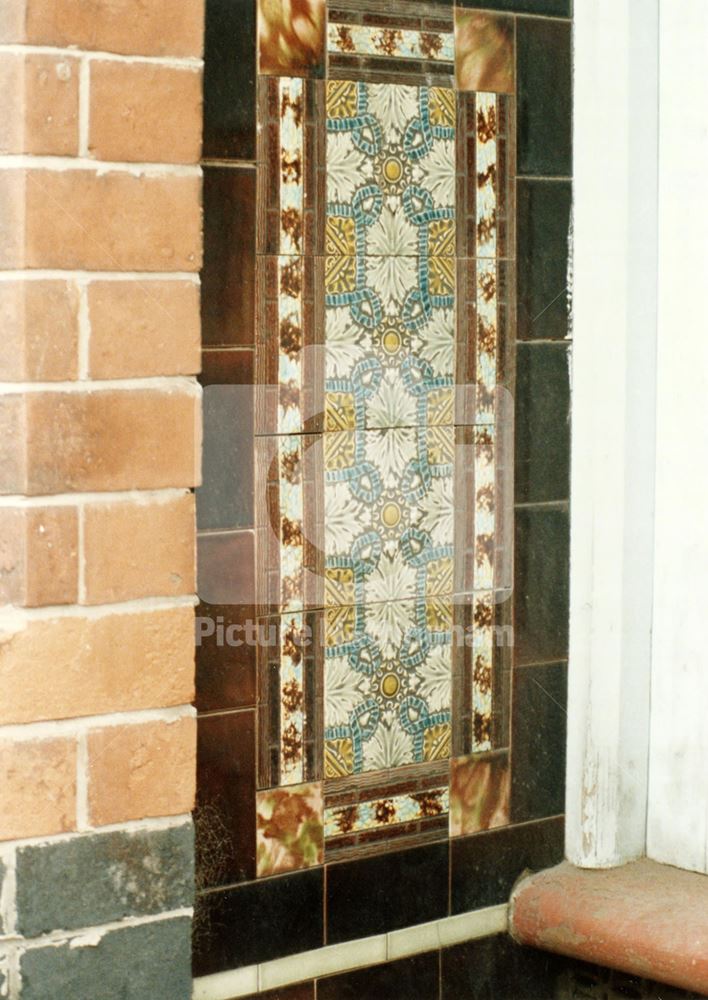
[258,0,326,78]
[197,530,256,607]
[450,749,510,837]
[256,781,324,877]
[454,9,514,94]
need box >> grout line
[75,732,89,831]
[78,57,90,157]
[76,278,91,379]
[0,487,190,508]
[0,374,200,393]
[19,908,194,951]
[201,159,257,169]
[0,154,201,175]
[0,43,202,68]
[0,592,197,620]
[0,271,200,282]
[0,704,196,743]
[1,813,193,851]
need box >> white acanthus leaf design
[416,138,456,208]
[367,256,418,316]
[366,426,416,486]
[416,474,454,547]
[324,481,366,553]
[367,84,418,140]
[367,368,416,429]
[367,202,417,258]
[416,309,455,377]
[326,306,367,378]
[417,646,452,714]
[325,656,367,727]
[327,132,368,203]
[365,587,417,655]
[363,717,413,771]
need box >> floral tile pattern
[325,786,449,839]
[324,598,452,776]
[258,0,326,77]
[454,10,515,94]
[328,24,455,64]
[449,752,510,837]
[256,782,324,877]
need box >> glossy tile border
[193,904,509,998]
[328,23,455,63]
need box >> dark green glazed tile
[515,342,570,504]
[514,506,570,666]
[442,934,567,1000]
[203,0,257,159]
[450,816,564,913]
[326,843,449,945]
[517,180,572,341]
[319,953,440,1000]
[458,0,570,14]
[517,18,572,177]
[511,662,567,822]
[202,166,256,348]
[242,985,314,1000]
[196,710,256,890]
[192,869,324,975]
[197,382,254,531]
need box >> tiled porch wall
[195,0,572,982]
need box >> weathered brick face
[0,1,203,996]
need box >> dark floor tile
[326,843,449,945]
[511,662,567,823]
[195,601,257,712]
[197,382,254,530]
[203,0,256,160]
[201,348,253,387]
[318,953,440,1000]
[197,531,255,606]
[514,506,570,666]
[517,18,572,177]
[192,869,324,975]
[450,816,564,913]
[458,0,570,14]
[242,984,315,1000]
[442,934,565,1000]
[202,166,256,347]
[515,343,570,504]
[196,710,256,890]
[517,180,572,341]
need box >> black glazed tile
[192,869,324,975]
[517,18,572,177]
[197,380,254,530]
[442,933,566,1000]
[326,843,449,945]
[195,601,257,712]
[511,662,567,823]
[202,166,256,347]
[450,815,564,913]
[201,348,254,387]
[458,0,570,14]
[203,0,257,160]
[242,984,315,1000]
[197,531,255,606]
[514,506,570,666]
[318,953,440,1000]
[517,180,572,341]
[195,710,256,891]
[514,342,570,504]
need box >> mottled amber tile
[258,0,326,78]
[454,10,514,94]
[256,781,324,877]
[449,751,509,837]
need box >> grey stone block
[16,824,193,937]
[20,917,192,1000]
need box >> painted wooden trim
[566,0,659,867]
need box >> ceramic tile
[197,379,254,531]
[258,0,326,77]
[450,815,564,913]
[449,751,509,837]
[192,869,324,975]
[328,24,455,63]
[203,0,257,159]
[256,781,324,877]
[514,506,570,667]
[243,984,315,1000]
[195,600,258,712]
[517,18,572,177]
[517,179,572,340]
[318,952,440,1000]
[511,662,567,823]
[325,785,449,840]
[195,711,256,889]
[326,81,456,258]
[515,342,571,504]
[454,10,514,94]
[441,933,567,1000]
[197,530,255,607]
[324,426,454,608]
[457,0,570,14]
[326,841,449,943]
[202,166,256,348]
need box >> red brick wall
[0,2,203,995]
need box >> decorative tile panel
[328,24,455,64]
[325,785,450,838]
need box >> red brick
[0,280,79,381]
[0,737,77,840]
